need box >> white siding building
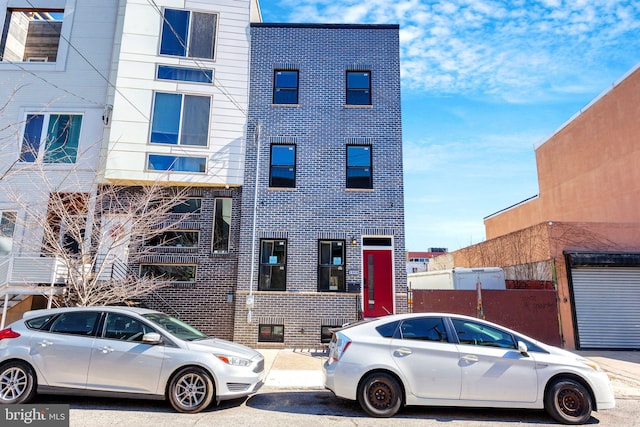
[0,0,257,326]
[102,0,252,186]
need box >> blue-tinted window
[147,154,206,173]
[346,145,372,189]
[347,71,371,105]
[160,9,189,57]
[157,65,213,83]
[273,70,298,104]
[20,113,82,164]
[150,92,210,147]
[43,115,82,163]
[20,114,44,162]
[269,145,296,187]
[151,93,181,144]
[160,9,216,60]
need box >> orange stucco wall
[485,65,640,238]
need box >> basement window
[258,324,284,343]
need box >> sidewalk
[258,348,640,398]
[258,348,326,389]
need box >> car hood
[185,338,261,359]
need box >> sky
[257,0,640,251]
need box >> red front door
[362,249,394,317]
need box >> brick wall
[137,187,242,340]
[235,24,406,347]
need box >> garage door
[571,268,640,349]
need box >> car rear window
[25,315,55,330]
[376,320,400,338]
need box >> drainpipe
[247,121,261,324]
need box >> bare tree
[1,132,197,306]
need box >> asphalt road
[35,388,639,427]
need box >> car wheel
[358,372,402,418]
[0,361,36,404]
[168,367,214,413]
[545,378,593,425]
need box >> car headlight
[578,357,602,372]
[216,355,252,367]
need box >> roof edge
[251,23,399,29]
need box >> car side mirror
[142,332,162,345]
[517,340,529,356]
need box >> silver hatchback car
[0,306,264,413]
[324,313,615,425]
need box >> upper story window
[273,70,298,104]
[147,154,207,173]
[346,71,371,105]
[170,198,202,214]
[157,65,213,84]
[0,9,63,63]
[144,230,199,248]
[139,264,197,283]
[160,8,217,60]
[346,145,372,189]
[150,92,210,147]
[212,198,231,253]
[20,113,82,163]
[269,144,296,188]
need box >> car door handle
[461,354,479,363]
[38,340,53,347]
[98,346,114,354]
[393,347,412,357]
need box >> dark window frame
[258,324,284,343]
[273,70,299,104]
[321,325,341,343]
[346,70,372,105]
[143,230,199,248]
[212,197,231,254]
[139,264,197,283]
[318,240,346,292]
[269,144,296,188]
[258,239,287,291]
[170,198,202,214]
[346,145,373,189]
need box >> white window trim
[18,110,84,164]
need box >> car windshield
[142,313,208,341]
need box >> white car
[0,306,265,413]
[323,313,615,424]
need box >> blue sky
[257,0,640,251]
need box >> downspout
[247,121,261,324]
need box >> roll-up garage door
[571,267,640,349]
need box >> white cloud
[270,0,640,102]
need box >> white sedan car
[0,306,265,413]
[323,313,615,424]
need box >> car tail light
[332,332,352,362]
[0,328,20,340]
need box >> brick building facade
[233,24,407,347]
